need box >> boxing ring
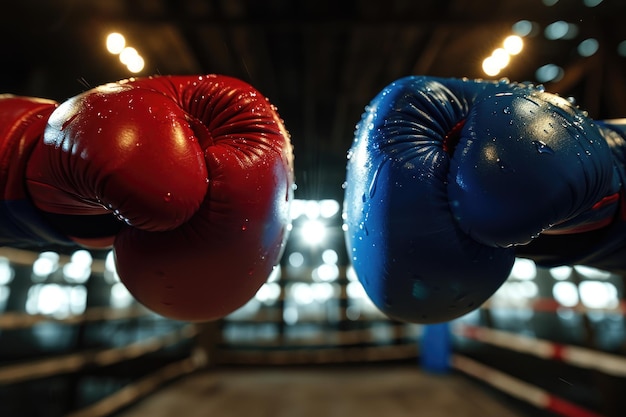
[0,245,624,417]
[0,247,202,416]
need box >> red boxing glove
[22,74,294,321]
[0,95,71,245]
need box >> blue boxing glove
[516,118,626,271]
[344,76,625,323]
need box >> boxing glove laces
[344,76,626,323]
[1,74,295,321]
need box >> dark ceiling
[3,0,626,200]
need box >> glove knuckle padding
[113,75,294,321]
[450,87,616,247]
[28,81,208,231]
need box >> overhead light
[32,251,59,278]
[549,265,573,281]
[319,199,340,218]
[0,257,14,285]
[512,20,538,38]
[578,38,599,57]
[288,251,304,268]
[573,265,612,280]
[119,47,139,65]
[300,219,327,246]
[313,264,339,282]
[535,64,564,83]
[106,32,126,54]
[491,48,511,68]
[544,21,579,40]
[508,258,537,280]
[126,55,145,73]
[481,34,525,77]
[304,200,321,219]
[583,0,603,6]
[579,281,618,309]
[105,33,146,74]
[321,249,338,264]
[552,281,579,307]
[503,35,524,55]
[482,56,502,77]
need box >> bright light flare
[0,257,13,285]
[119,47,139,64]
[126,55,145,73]
[579,281,618,309]
[482,48,511,77]
[482,56,501,76]
[509,258,537,280]
[301,219,327,246]
[106,32,126,55]
[105,33,146,74]
[119,47,144,73]
[491,48,511,68]
[553,281,579,307]
[106,33,126,54]
[32,251,59,278]
[482,34,526,77]
[503,35,524,55]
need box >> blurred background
[1,0,626,416]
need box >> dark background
[2,0,626,201]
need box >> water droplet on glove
[532,140,554,155]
